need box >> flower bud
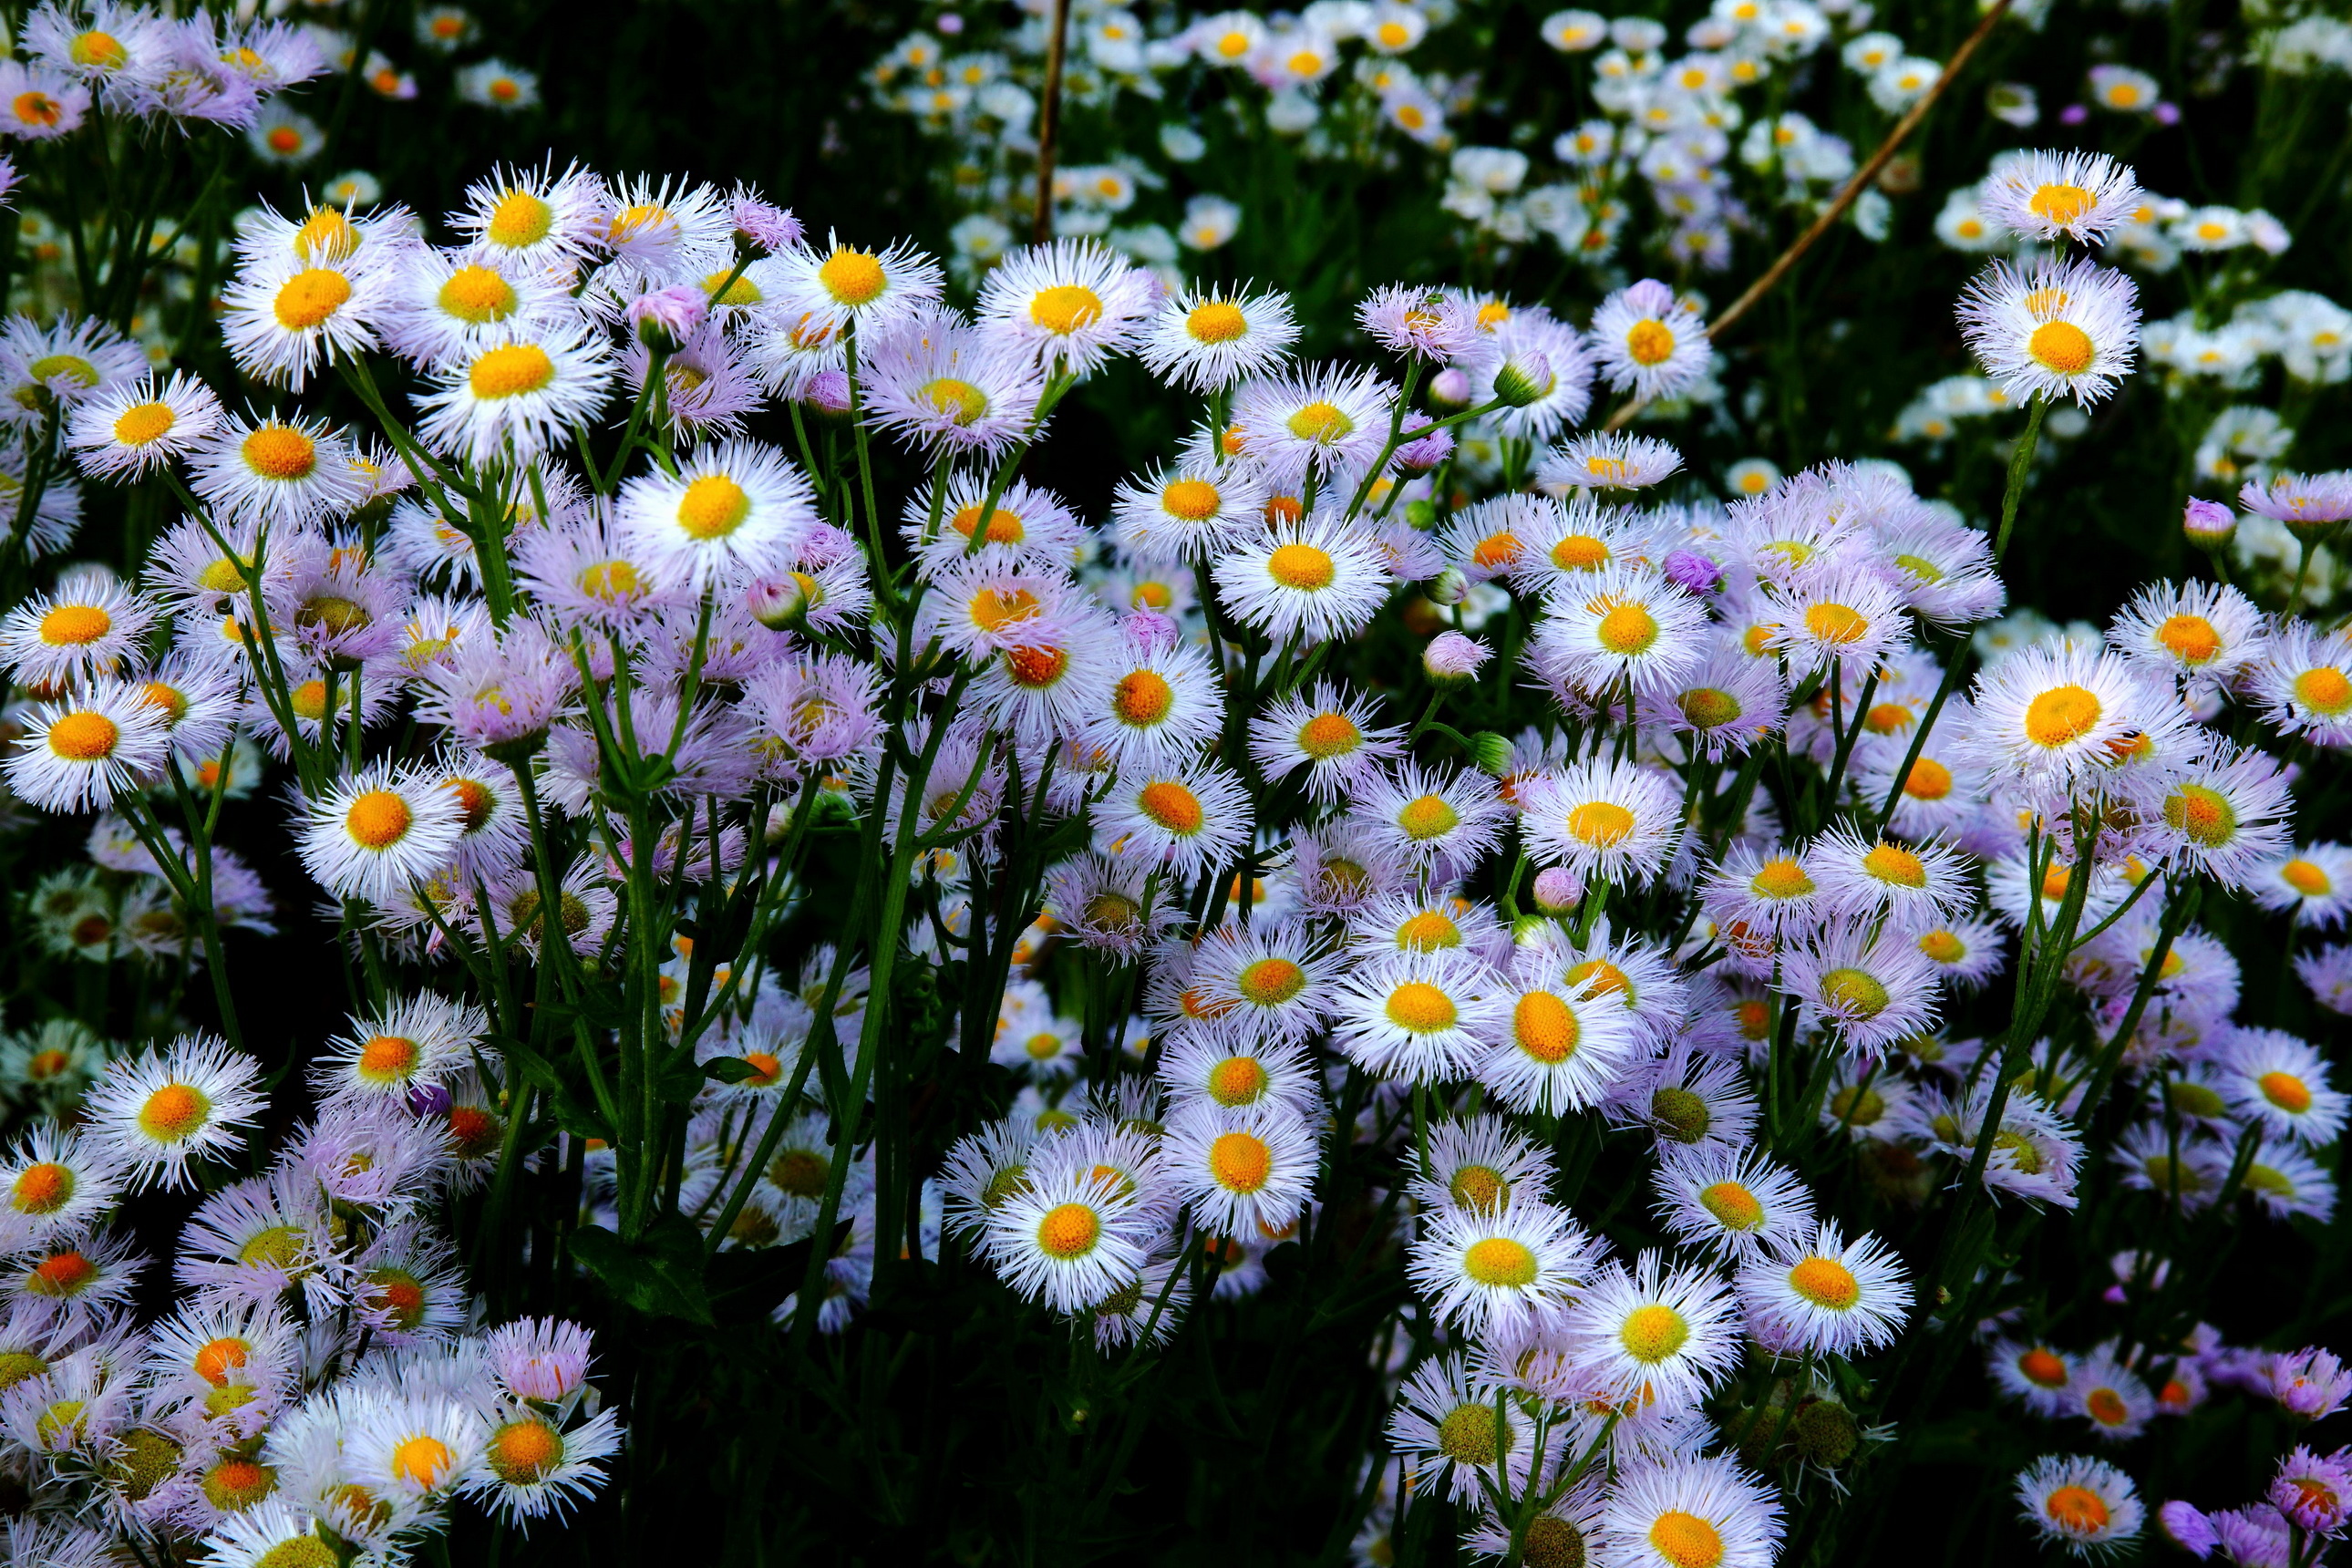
[1663,548,1723,595]
[1423,631,1491,686]
[2182,497,2234,548]
[1468,729,1513,776]
[1428,567,1469,606]
[1403,498,1439,532]
[1491,350,1553,408]
[1532,865,1581,914]
[628,284,707,354]
[1429,366,1473,407]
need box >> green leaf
[571,1215,713,1325]
[701,1055,762,1085]
[651,1047,709,1104]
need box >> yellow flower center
[138,1081,211,1141]
[1449,1164,1507,1211]
[1553,534,1611,571]
[38,603,110,645]
[1296,711,1360,758]
[2046,1485,2110,1533]
[1565,958,1631,1000]
[1625,318,1676,366]
[1596,601,1659,655]
[1903,758,1953,800]
[392,1434,454,1490]
[70,29,126,68]
[1136,779,1203,834]
[1237,957,1305,1006]
[1397,912,1460,950]
[1788,1255,1860,1308]
[2027,183,2094,227]
[1187,301,1247,343]
[1030,284,1104,335]
[1512,992,1579,1063]
[1113,669,1174,726]
[10,1162,71,1215]
[1207,1057,1267,1107]
[1862,843,1927,888]
[677,475,752,540]
[1397,794,1460,841]
[2024,685,2101,747]
[1385,981,1458,1033]
[358,1035,420,1082]
[1037,1202,1100,1257]
[2156,614,2221,665]
[1161,478,1221,520]
[489,1418,564,1484]
[438,265,517,324]
[345,789,414,850]
[2028,321,2096,376]
[113,401,177,446]
[470,343,555,398]
[2163,783,2237,847]
[242,426,317,481]
[1805,602,1869,644]
[923,377,986,424]
[1699,1181,1762,1230]
[273,268,352,331]
[818,249,887,306]
[1820,967,1890,1018]
[1568,800,1635,846]
[46,711,118,761]
[1285,400,1354,444]
[488,190,554,249]
[1267,542,1336,589]
[1677,687,1741,728]
[2295,666,2352,715]
[1619,1304,1689,1363]
[1461,1236,1538,1286]
[1648,1511,1724,1568]
[2261,1070,2314,1114]
[1919,930,1965,963]
[1210,1130,1273,1192]
[1750,858,1813,899]
[2281,859,2331,896]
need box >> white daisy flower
[1406,1198,1591,1336]
[1112,460,1271,563]
[1588,277,1713,402]
[2220,1027,2346,1148]
[1354,761,1509,871]
[1561,1251,1743,1409]
[415,326,614,466]
[861,305,1046,458]
[189,412,365,525]
[1598,1452,1785,1568]
[976,238,1160,377]
[1653,1145,1817,1263]
[1779,919,1942,1052]
[462,1403,623,1526]
[2250,623,2352,748]
[1540,431,1684,491]
[1736,1220,1911,1357]
[1408,1114,1553,1214]
[2252,841,2352,929]
[1478,944,1642,1116]
[1519,757,1686,885]
[1532,562,1710,699]
[82,1033,264,1191]
[1386,1352,1549,1506]
[1227,364,1396,485]
[65,371,223,480]
[1981,149,2144,243]
[1247,680,1404,805]
[981,1159,1155,1313]
[2105,578,2264,689]
[379,246,581,370]
[1329,948,1507,1083]
[1764,560,1912,683]
[0,573,158,689]
[1078,632,1222,770]
[1962,644,2171,795]
[220,246,395,390]
[1957,254,2141,407]
[1810,824,1977,936]
[450,160,609,266]
[617,438,818,588]
[0,1125,124,1247]
[2132,744,2294,891]
[2015,1453,2143,1557]
[1162,1099,1318,1238]
[297,759,466,903]
[1139,284,1299,392]
[1155,1035,1321,1119]
[1095,761,1253,880]
[1212,515,1392,643]
[4,680,170,812]
[775,232,944,337]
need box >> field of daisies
[0,0,2342,1563]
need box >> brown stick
[1600,0,2016,430]
[1030,0,1076,246]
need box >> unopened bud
[1491,351,1553,408]
[1424,631,1491,686]
[1428,567,1469,606]
[1429,366,1473,408]
[1469,729,1513,776]
[628,284,707,354]
[1532,865,1581,914]
[1403,498,1439,532]
[2182,497,2234,547]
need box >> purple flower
[628,284,709,353]
[2268,1346,2352,1420]
[1395,428,1455,474]
[2154,101,2182,126]
[802,366,854,415]
[1423,629,1491,682]
[1429,366,1474,407]
[1663,548,1724,595]
[1532,865,1581,913]
[2213,1504,2293,1568]
[2157,1501,2217,1559]
[2182,496,2235,542]
[406,1081,454,1119]
[1119,608,1181,656]
[730,190,803,254]
[0,156,18,210]
[2271,1447,2352,1536]
[2059,103,2089,125]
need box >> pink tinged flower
[731,193,803,254]
[2182,497,2234,542]
[1532,866,1580,913]
[802,366,852,413]
[629,284,710,352]
[1395,428,1454,472]
[2270,1447,2352,1535]
[1120,608,1180,655]
[1663,549,1722,594]
[2157,1500,2217,1559]
[2268,1346,2352,1419]
[1423,630,1490,681]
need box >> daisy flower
[1248,679,1404,804]
[1387,1353,1548,1506]
[1408,1114,1553,1214]
[65,371,223,480]
[2250,623,2352,747]
[1588,277,1714,402]
[1354,761,1508,870]
[1765,561,1911,683]
[415,326,614,465]
[1329,948,1506,1083]
[1982,150,2144,243]
[973,608,1119,748]
[2220,1027,2346,1147]
[298,759,466,903]
[2016,1454,2143,1558]
[2244,1138,2337,1223]
[861,307,1045,458]
[1913,917,2009,991]
[2106,579,2265,689]
[1988,1339,2078,1417]
[189,412,364,525]
[1599,1453,1784,1568]
[464,1402,623,1527]
[1518,757,1686,885]
[310,993,484,1110]
[378,246,579,370]
[1095,761,1252,880]
[1112,460,1270,563]
[1780,920,1941,1052]
[776,232,944,337]
[1704,841,1822,939]
[1212,516,1392,643]
[2134,745,2294,890]
[1406,1199,1590,1336]
[1963,644,2170,795]
[2254,842,2352,929]
[220,246,394,391]
[1532,562,1710,698]
[452,161,607,266]
[1810,825,1976,936]
[82,1034,263,1191]
[1561,1251,1742,1409]
[0,1125,123,1247]
[1957,254,2141,407]
[981,1160,1154,1313]
[1540,431,1684,491]
[1140,284,1298,391]
[5,681,170,812]
[1357,284,1479,363]
[1737,1221,1911,1357]
[616,438,817,588]
[901,472,1079,577]
[1227,364,1395,485]
[1155,1035,1319,1120]
[1185,921,1340,1046]
[1479,947,1642,1116]
[1653,1145,1816,1263]
[976,238,1159,377]
[1162,1099,1317,1238]
[2069,1347,2154,1440]
[0,573,157,689]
